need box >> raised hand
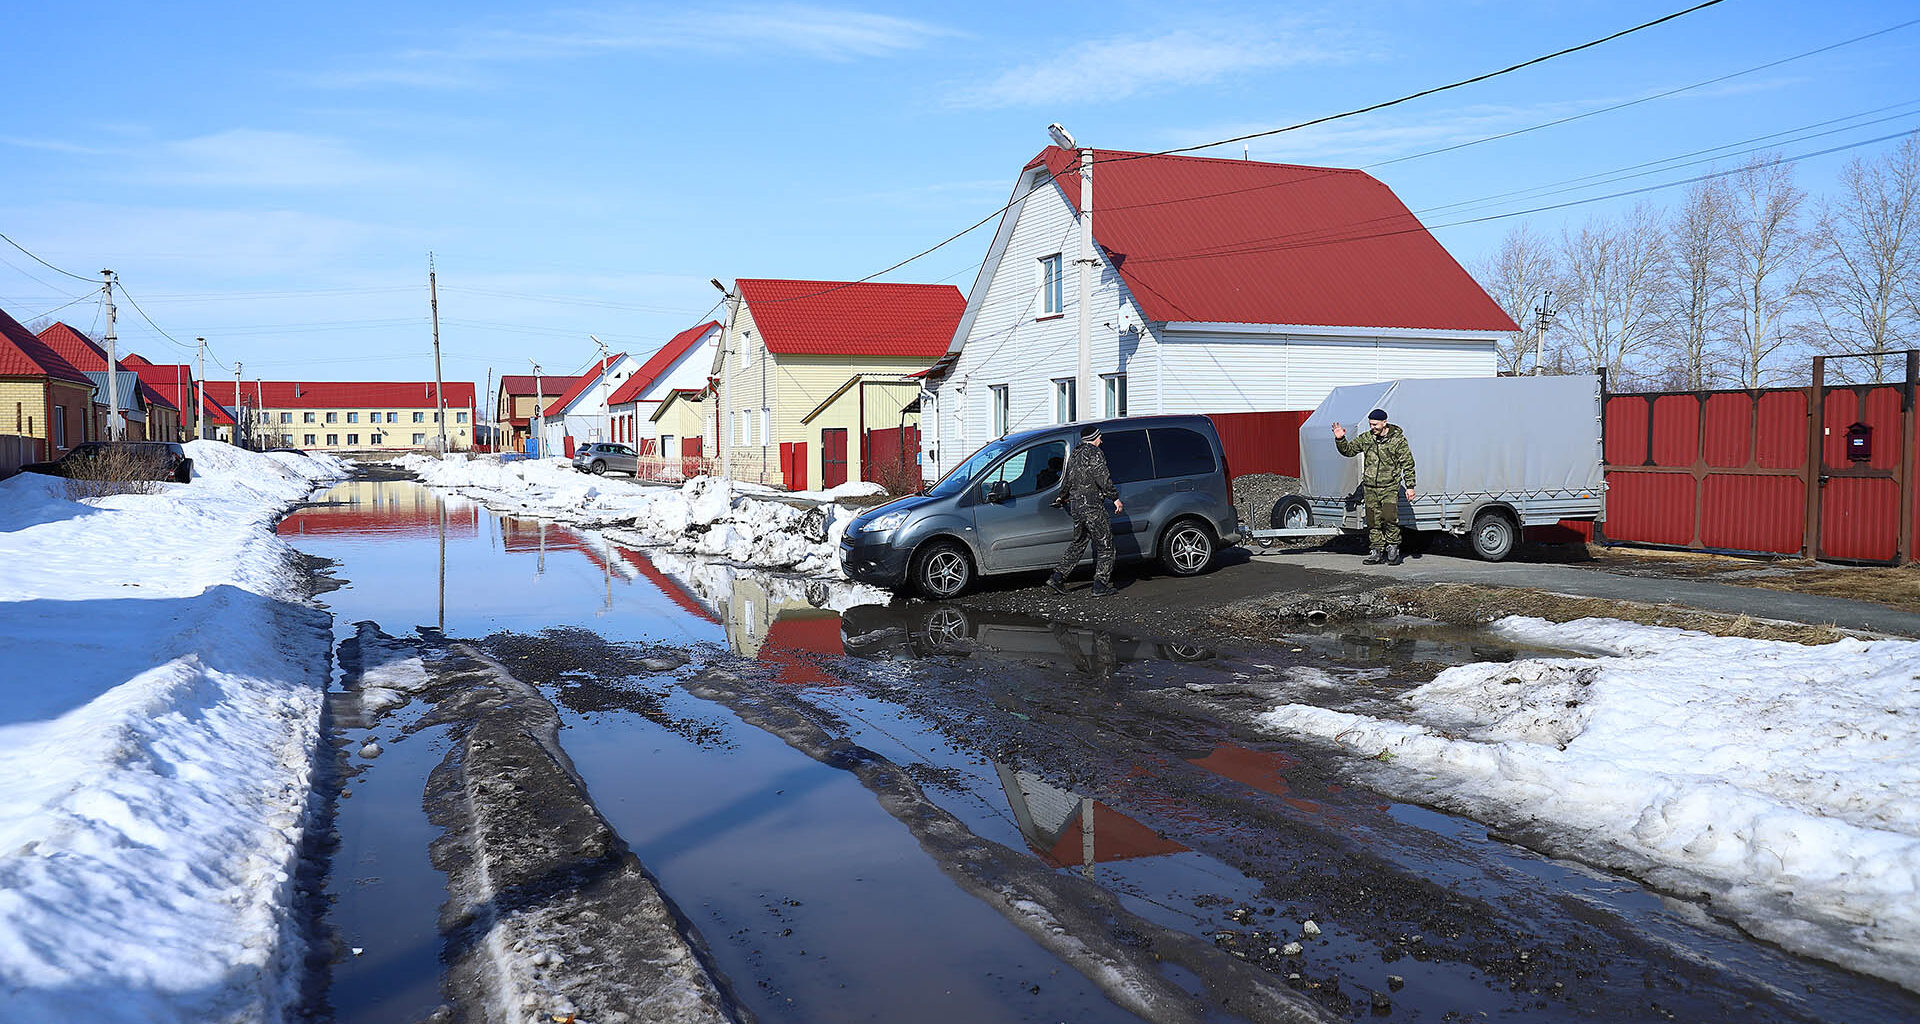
[1331,422,1346,440]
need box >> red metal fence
[1596,352,1917,564]
[864,425,921,490]
[1209,410,1312,478]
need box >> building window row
[992,373,1126,429]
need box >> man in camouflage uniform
[1332,408,1417,566]
[1046,425,1124,597]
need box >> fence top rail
[1608,384,1812,399]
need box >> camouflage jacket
[1335,424,1417,492]
[1060,442,1118,505]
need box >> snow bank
[395,454,881,576]
[1256,616,1920,990]
[0,440,348,1023]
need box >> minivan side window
[1150,427,1216,478]
[1102,429,1154,484]
[983,440,1068,498]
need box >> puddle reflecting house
[278,480,481,538]
[995,765,1188,870]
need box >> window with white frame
[759,407,770,445]
[1040,254,1064,315]
[1052,378,1076,424]
[1102,373,1128,418]
[990,385,1009,436]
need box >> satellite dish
[1047,123,1078,150]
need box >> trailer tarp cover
[1299,375,1603,498]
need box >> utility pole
[711,279,735,481]
[530,359,544,458]
[233,361,243,447]
[483,368,493,451]
[429,255,449,453]
[101,270,121,441]
[1048,125,1096,421]
[256,377,264,445]
[1532,291,1557,376]
[590,334,612,444]
[195,339,206,442]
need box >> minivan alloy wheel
[1162,521,1214,576]
[916,542,972,598]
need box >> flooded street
[280,477,1920,1024]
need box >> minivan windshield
[926,437,1017,499]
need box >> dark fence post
[1804,356,1826,560]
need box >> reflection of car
[571,442,639,476]
[839,603,1212,670]
[22,441,192,483]
[839,415,1241,598]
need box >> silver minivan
[840,415,1241,598]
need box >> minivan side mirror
[984,480,1011,504]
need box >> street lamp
[590,333,612,445]
[529,359,544,457]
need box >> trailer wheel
[1268,496,1312,530]
[1469,509,1517,562]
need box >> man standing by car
[1332,408,1417,566]
[1046,426,1124,597]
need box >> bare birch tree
[1558,203,1669,387]
[1651,177,1736,389]
[1812,133,1920,383]
[1473,224,1559,374]
[1724,155,1814,387]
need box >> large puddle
[281,478,1920,1024]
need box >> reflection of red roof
[761,610,846,686]
[609,322,719,405]
[204,380,477,408]
[274,503,480,538]
[0,307,93,384]
[1034,802,1187,868]
[1024,146,1517,331]
[1190,744,1341,816]
[737,279,963,359]
[612,546,721,623]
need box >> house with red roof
[0,306,95,465]
[202,380,477,452]
[35,323,180,443]
[925,147,1518,479]
[120,353,234,441]
[606,320,722,454]
[495,372,584,453]
[712,278,964,489]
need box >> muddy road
[280,477,1920,1023]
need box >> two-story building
[202,380,478,451]
[924,146,1517,479]
[712,279,963,490]
[496,373,583,454]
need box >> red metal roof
[541,355,626,418]
[498,373,583,397]
[0,307,94,384]
[608,321,720,406]
[203,380,477,409]
[133,366,233,425]
[736,279,963,359]
[37,323,174,409]
[1027,147,1516,331]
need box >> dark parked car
[840,415,1241,598]
[264,446,310,458]
[571,442,639,476]
[22,441,193,483]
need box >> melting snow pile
[1257,616,1920,990]
[0,442,348,1023]
[395,453,887,576]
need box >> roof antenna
[1243,144,1250,161]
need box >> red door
[682,436,703,479]
[822,428,848,489]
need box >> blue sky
[1,0,1913,387]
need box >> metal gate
[821,428,848,489]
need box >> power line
[0,230,97,284]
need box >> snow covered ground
[394,453,888,576]
[1256,616,1920,990]
[0,442,349,1023]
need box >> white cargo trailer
[1252,375,1606,561]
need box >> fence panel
[0,434,35,478]
[1208,410,1311,478]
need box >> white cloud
[143,130,417,189]
[951,25,1352,109]
[314,3,958,90]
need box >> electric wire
[0,230,97,284]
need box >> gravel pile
[1232,473,1303,529]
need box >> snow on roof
[608,321,719,406]
[736,279,963,359]
[1025,146,1517,332]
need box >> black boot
[1386,543,1403,566]
[1090,580,1117,598]
[1362,548,1385,565]
[1045,574,1070,595]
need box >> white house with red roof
[925,146,1518,479]
[712,279,964,489]
[605,320,722,452]
[538,351,638,456]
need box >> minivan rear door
[972,439,1072,571]
[1098,428,1161,559]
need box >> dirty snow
[394,454,886,576]
[0,442,348,1023]
[1255,616,1920,990]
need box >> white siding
[1157,332,1494,413]
[929,170,1152,476]
[629,326,721,403]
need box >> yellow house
[647,387,710,458]
[713,278,961,490]
[204,380,479,452]
[1,308,94,463]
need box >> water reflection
[839,603,1213,680]
[279,479,480,538]
[995,765,1188,870]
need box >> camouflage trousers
[1364,486,1403,549]
[1054,498,1116,584]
